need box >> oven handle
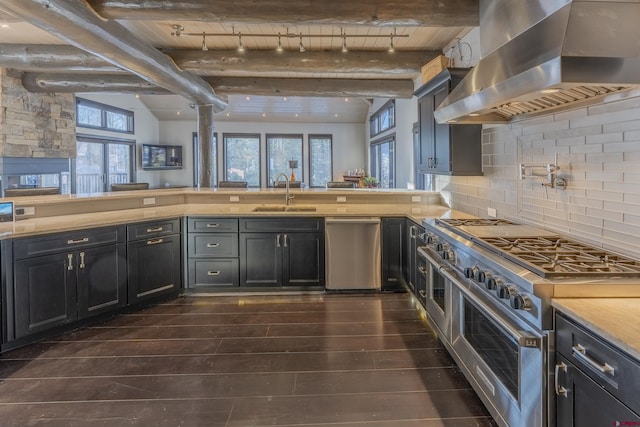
[439,264,542,349]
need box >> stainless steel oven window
[463,297,519,398]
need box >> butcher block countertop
[552,298,640,362]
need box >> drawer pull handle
[283,234,288,248]
[206,243,220,248]
[207,271,221,276]
[276,234,281,248]
[79,251,86,269]
[572,344,615,376]
[67,253,74,270]
[418,290,426,298]
[146,226,163,233]
[147,238,164,245]
[206,223,220,228]
[418,266,427,275]
[67,237,89,245]
[554,362,568,397]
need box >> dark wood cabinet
[239,218,324,288]
[555,313,640,425]
[127,219,181,304]
[415,68,482,176]
[186,217,239,289]
[12,226,126,340]
[381,218,406,291]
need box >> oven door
[448,276,547,427]
[418,248,451,343]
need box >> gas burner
[437,218,519,227]
[479,236,640,277]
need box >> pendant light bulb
[299,34,306,53]
[201,32,208,51]
[388,35,395,53]
[238,33,245,52]
[276,33,283,52]
[341,36,348,53]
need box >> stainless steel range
[418,218,640,427]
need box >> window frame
[76,97,135,134]
[266,133,304,186]
[369,134,396,189]
[222,133,262,188]
[369,100,395,137]
[308,134,333,188]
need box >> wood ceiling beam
[2,44,437,77]
[167,49,438,76]
[88,0,479,27]
[22,73,414,98]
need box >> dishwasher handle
[325,217,380,224]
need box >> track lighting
[276,33,283,52]
[201,32,208,51]
[238,33,245,52]
[299,34,306,53]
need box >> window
[193,132,217,187]
[266,134,303,186]
[370,135,395,188]
[76,98,134,134]
[223,134,261,187]
[369,100,395,137]
[74,135,135,194]
[309,135,333,187]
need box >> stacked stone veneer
[435,95,640,258]
[0,68,76,158]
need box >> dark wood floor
[0,293,496,426]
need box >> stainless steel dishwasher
[324,217,381,290]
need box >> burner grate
[437,218,518,227]
[479,236,640,277]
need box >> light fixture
[169,25,409,52]
[237,32,245,52]
[298,34,306,53]
[201,32,208,51]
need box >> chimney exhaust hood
[434,0,640,124]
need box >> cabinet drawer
[13,226,125,260]
[189,259,239,287]
[240,218,323,233]
[127,219,180,240]
[188,217,238,233]
[556,313,640,415]
[188,233,238,257]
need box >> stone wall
[0,68,76,158]
[435,96,640,258]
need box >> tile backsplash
[435,96,640,258]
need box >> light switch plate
[487,207,497,218]
[229,195,240,202]
[411,196,421,203]
[337,196,347,203]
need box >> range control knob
[426,234,434,244]
[463,267,473,278]
[476,270,487,283]
[510,294,533,311]
[485,277,501,291]
[496,282,515,299]
[442,250,455,262]
[435,242,444,252]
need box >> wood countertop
[552,298,640,362]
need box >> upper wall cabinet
[415,69,483,176]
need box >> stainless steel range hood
[434,0,640,124]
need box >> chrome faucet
[275,173,295,205]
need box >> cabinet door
[14,252,77,338]
[417,94,436,172]
[239,233,281,287]
[432,83,452,173]
[381,218,406,291]
[127,235,181,304]
[283,233,324,287]
[77,244,126,319]
[556,355,639,426]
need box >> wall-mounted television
[141,144,183,170]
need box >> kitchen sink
[252,205,286,212]
[286,206,316,212]
[252,205,317,212]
